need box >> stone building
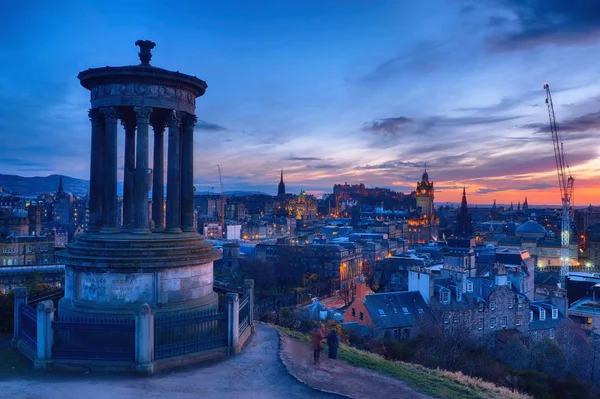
[344,277,428,339]
[400,170,439,244]
[52,177,73,227]
[1,235,55,265]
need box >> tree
[362,260,394,293]
[338,279,356,306]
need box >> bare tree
[338,279,356,306]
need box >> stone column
[12,287,27,345]
[35,300,54,369]
[100,106,119,233]
[226,292,240,354]
[166,110,183,233]
[243,279,255,332]
[133,106,153,233]
[121,116,136,231]
[135,303,155,374]
[152,119,166,230]
[88,109,104,232]
[181,114,197,232]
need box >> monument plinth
[58,41,218,318]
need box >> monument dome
[515,220,546,239]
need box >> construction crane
[217,165,225,238]
[544,83,575,287]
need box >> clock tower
[416,169,434,217]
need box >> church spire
[277,170,286,197]
[456,186,473,237]
[57,175,64,194]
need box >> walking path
[0,324,340,399]
[279,332,433,399]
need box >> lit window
[516,314,521,326]
[477,317,483,330]
[441,291,450,304]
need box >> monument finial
[135,40,156,66]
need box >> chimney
[355,274,371,300]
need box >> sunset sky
[1,1,599,205]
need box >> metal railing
[18,303,37,351]
[52,316,135,362]
[238,295,250,337]
[154,309,228,360]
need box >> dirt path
[0,324,340,399]
[279,333,434,399]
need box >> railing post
[226,292,240,354]
[12,287,28,346]
[135,303,155,374]
[35,300,54,369]
[244,279,255,333]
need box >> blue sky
[1,0,600,204]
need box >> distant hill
[0,175,268,198]
[0,174,89,196]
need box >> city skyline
[1,1,599,205]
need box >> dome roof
[515,220,546,238]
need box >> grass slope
[277,327,531,399]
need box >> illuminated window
[516,314,521,326]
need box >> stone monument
[58,40,219,318]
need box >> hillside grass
[276,326,531,399]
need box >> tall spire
[277,169,286,197]
[57,175,64,194]
[456,186,473,237]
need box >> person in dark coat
[327,328,340,359]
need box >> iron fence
[154,309,227,360]
[52,316,135,362]
[238,295,250,337]
[19,303,37,351]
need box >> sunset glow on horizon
[1,1,599,205]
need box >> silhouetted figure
[327,328,340,359]
[311,324,325,365]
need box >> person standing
[311,324,325,365]
[327,327,340,359]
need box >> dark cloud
[486,0,600,51]
[476,183,555,195]
[362,117,415,135]
[523,111,600,134]
[195,120,228,131]
[306,164,338,170]
[284,156,323,161]
[356,160,423,170]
